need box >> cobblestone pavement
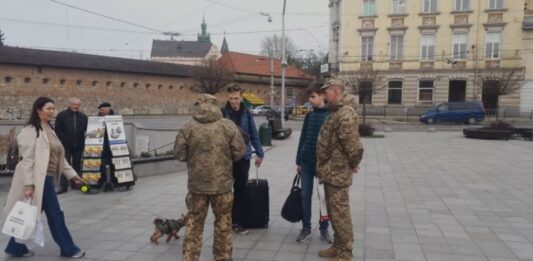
[1,130,533,260]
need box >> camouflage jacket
[316,101,364,187]
[174,94,247,194]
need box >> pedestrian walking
[3,96,85,258]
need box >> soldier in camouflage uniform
[316,79,364,261]
[174,94,247,261]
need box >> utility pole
[281,0,287,126]
[270,55,275,107]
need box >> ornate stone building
[330,0,529,109]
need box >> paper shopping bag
[2,200,37,240]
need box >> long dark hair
[26,96,55,137]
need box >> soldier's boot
[318,247,337,258]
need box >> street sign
[320,63,329,73]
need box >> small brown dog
[150,216,185,244]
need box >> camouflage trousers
[183,192,233,261]
[324,183,353,259]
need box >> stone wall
[0,64,308,119]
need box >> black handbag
[281,173,303,223]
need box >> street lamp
[280,0,287,127]
[260,12,275,107]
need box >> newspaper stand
[80,115,135,193]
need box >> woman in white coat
[3,97,85,258]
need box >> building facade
[150,19,220,66]
[521,0,533,108]
[331,0,528,109]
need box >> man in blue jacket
[222,85,265,235]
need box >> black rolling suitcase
[243,167,269,229]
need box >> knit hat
[98,102,111,109]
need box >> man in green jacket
[316,79,364,261]
[174,94,247,261]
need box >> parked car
[420,101,485,124]
[251,105,272,116]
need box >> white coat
[3,126,78,219]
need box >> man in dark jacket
[55,98,88,193]
[222,85,265,235]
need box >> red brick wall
[0,64,308,119]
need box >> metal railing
[288,105,533,121]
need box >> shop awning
[242,92,265,107]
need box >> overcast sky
[0,0,329,59]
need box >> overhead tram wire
[48,0,178,36]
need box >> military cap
[320,78,345,90]
[195,94,219,106]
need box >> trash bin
[259,123,272,146]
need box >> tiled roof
[151,40,213,58]
[0,46,192,77]
[218,52,313,79]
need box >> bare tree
[345,68,381,125]
[291,50,328,78]
[0,28,5,46]
[191,57,235,95]
[479,66,524,119]
[260,34,298,62]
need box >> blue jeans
[5,176,81,257]
[300,164,329,230]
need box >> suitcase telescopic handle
[255,166,259,185]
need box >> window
[388,81,402,104]
[43,78,50,84]
[452,32,468,59]
[24,77,31,83]
[422,0,437,13]
[488,0,503,9]
[92,80,98,86]
[358,81,373,104]
[361,36,374,61]
[4,76,12,83]
[420,34,435,61]
[60,79,66,85]
[106,81,112,87]
[390,35,404,61]
[133,82,138,88]
[363,0,376,16]
[454,0,469,11]
[485,32,501,59]
[419,80,434,103]
[76,80,82,86]
[391,0,405,14]
[120,82,126,88]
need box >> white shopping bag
[316,179,329,222]
[15,219,45,248]
[2,200,37,240]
